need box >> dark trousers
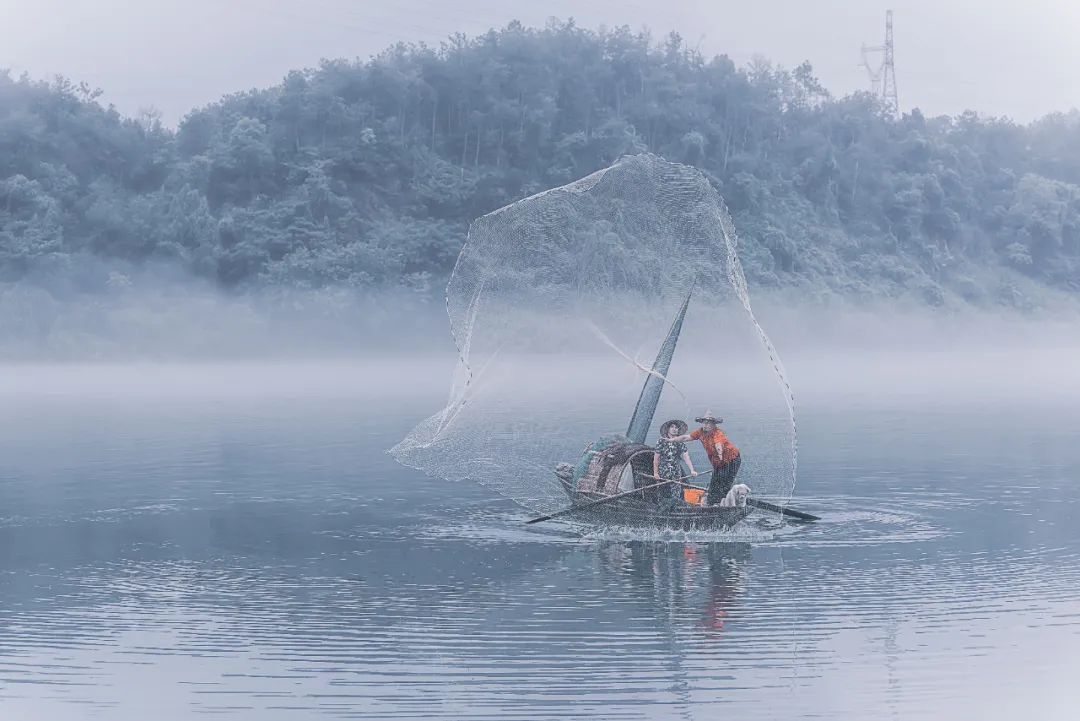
[706,455,742,505]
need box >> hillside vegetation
[4,20,1080,308]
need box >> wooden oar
[525,477,684,525]
[746,498,819,522]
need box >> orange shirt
[689,427,740,466]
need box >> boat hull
[556,474,753,531]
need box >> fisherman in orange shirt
[671,412,742,506]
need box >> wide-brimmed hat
[660,419,688,436]
[694,412,723,424]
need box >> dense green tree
[4,21,1080,305]
[0,174,63,273]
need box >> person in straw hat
[652,419,700,511]
[669,412,742,506]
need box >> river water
[0,356,1077,720]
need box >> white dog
[718,483,751,508]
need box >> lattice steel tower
[859,10,900,116]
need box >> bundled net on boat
[392,154,796,528]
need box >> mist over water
[6,267,1080,361]
[0,276,452,361]
[1,322,1079,718]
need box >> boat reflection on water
[690,543,746,637]
[593,540,751,641]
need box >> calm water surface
[0,360,1078,720]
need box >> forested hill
[4,20,1080,308]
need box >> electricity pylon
[859,10,899,117]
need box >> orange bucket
[683,488,705,506]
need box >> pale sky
[1,0,1078,126]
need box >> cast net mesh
[391,154,795,530]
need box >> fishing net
[392,154,796,529]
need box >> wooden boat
[536,293,755,532]
[529,289,816,530]
[553,466,753,531]
[535,284,820,533]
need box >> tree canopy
[4,20,1080,307]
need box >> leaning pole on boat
[625,292,692,444]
